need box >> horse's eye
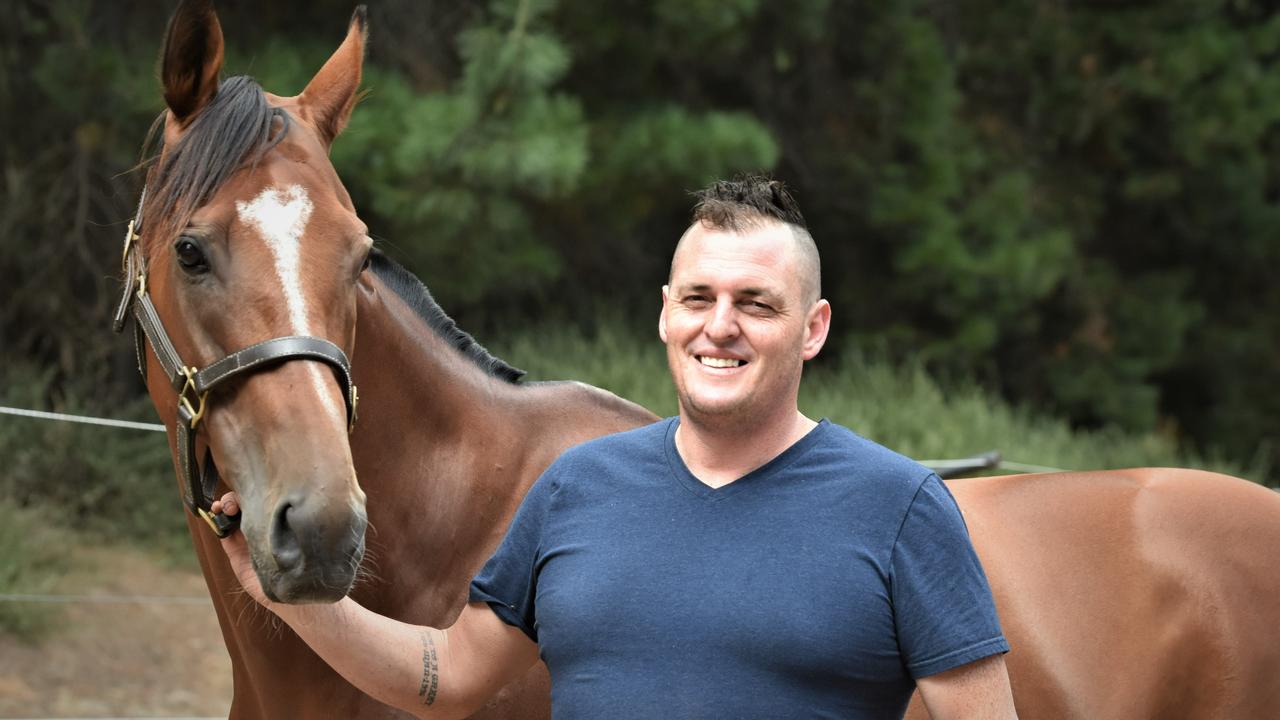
[360,252,371,272]
[175,237,208,273]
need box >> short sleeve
[468,468,559,643]
[890,474,1008,678]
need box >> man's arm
[213,495,540,720]
[915,654,1017,720]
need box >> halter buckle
[122,219,139,271]
[179,366,209,429]
[197,507,232,538]
[349,384,359,433]
[136,270,148,298]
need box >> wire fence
[0,404,1069,475]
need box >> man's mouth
[697,355,744,369]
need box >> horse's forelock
[139,75,289,257]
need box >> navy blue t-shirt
[470,418,1007,719]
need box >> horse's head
[135,0,371,603]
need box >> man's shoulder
[797,421,935,505]
[815,421,931,479]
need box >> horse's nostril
[271,501,302,571]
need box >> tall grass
[0,503,76,641]
[0,362,194,560]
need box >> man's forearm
[272,598,461,718]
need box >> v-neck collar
[663,417,831,501]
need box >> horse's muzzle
[258,493,368,603]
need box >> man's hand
[210,493,270,607]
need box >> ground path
[0,542,231,718]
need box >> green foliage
[589,107,778,190]
[493,321,1256,481]
[0,361,189,560]
[0,503,76,641]
[323,0,588,307]
[498,315,677,418]
[1,0,1275,494]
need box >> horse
[119,2,653,716]
[121,2,1280,718]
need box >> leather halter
[112,188,359,538]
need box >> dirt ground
[0,543,232,718]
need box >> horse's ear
[300,6,367,146]
[160,0,224,125]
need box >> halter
[112,188,359,538]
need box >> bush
[0,361,193,562]
[0,503,76,641]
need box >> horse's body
[132,3,1280,718]
[921,468,1280,720]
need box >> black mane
[369,250,525,384]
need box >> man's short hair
[681,175,822,303]
[691,176,808,231]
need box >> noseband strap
[113,188,359,538]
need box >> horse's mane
[140,75,288,248]
[369,250,525,384]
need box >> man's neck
[674,408,818,489]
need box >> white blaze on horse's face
[235,184,344,426]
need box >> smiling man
[216,176,1016,719]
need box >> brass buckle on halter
[348,384,359,433]
[122,219,139,270]
[197,507,230,538]
[179,366,209,429]
[136,270,148,299]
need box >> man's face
[659,221,830,428]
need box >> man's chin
[681,395,751,424]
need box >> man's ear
[658,285,671,343]
[801,299,831,361]
[160,0,224,125]
[299,6,367,147]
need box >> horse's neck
[347,278,543,621]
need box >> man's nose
[704,298,740,342]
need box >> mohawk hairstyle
[680,174,822,303]
[690,174,807,232]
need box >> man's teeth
[699,356,743,368]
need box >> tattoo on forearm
[419,630,440,706]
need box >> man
[215,176,1017,718]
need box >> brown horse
[126,2,1280,718]
[125,2,652,717]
